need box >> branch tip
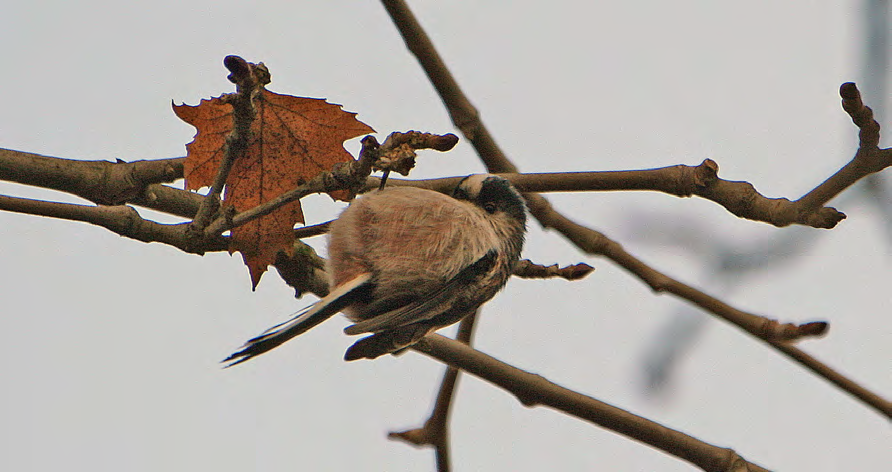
[432,133,459,152]
[513,260,595,280]
[387,429,430,447]
[223,55,251,84]
[224,55,271,87]
[799,321,829,337]
[839,82,859,101]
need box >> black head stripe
[478,176,527,224]
[452,174,526,225]
[451,175,475,201]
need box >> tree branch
[374,161,847,229]
[388,315,479,472]
[512,259,595,280]
[0,194,225,252]
[201,134,382,238]
[1,150,855,230]
[795,82,892,211]
[412,334,770,472]
[770,340,892,419]
[189,56,268,233]
[0,148,184,206]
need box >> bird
[223,174,527,366]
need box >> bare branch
[512,259,595,280]
[293,220,331,239]
[0,149,852,230]
[770,341,892,419]
[0,194,225,253]
[374,163,846,228]
[412,334,771,472]
[375,131,459,176]
[189,56,268,236]
[379,1,499,166]
[131,183,203,219]
[202,135,381,238]
[795,82,892,212]
[0,148,183,206]
[202,130,459,238]
[388,316,478,472]
[529,202,828,342]
[506,166,846,228]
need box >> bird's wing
[222,273,373,367]
[343,250,497,335]
[344,322,438,361]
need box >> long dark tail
[223,274,372,367]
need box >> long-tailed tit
[224,174,526,366]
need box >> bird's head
[452,174,527,254]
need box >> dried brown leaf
[174,90,374,286]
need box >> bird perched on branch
[224,174,527,366]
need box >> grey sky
[0,1,889,471]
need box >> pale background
[1,1,889,471]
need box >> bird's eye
[483,202,497,214]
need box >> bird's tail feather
[223,274,372,367]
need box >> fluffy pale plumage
[223,174,526,366]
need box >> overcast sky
[0,1,889,471]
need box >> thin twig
[294,220,332,239]
[796,83,892,211]
[412,334,771,472]
[374,163,848,228]
[202,134,383,237]
[770,341,892,419]
[190,56,268,232]
[388,313,479,472]
[131,183,203,220]
[531,207,828,341]
[512,259,595,280]
[527,201,892,418]
[0,194,225,253]
[201,130,458,238]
